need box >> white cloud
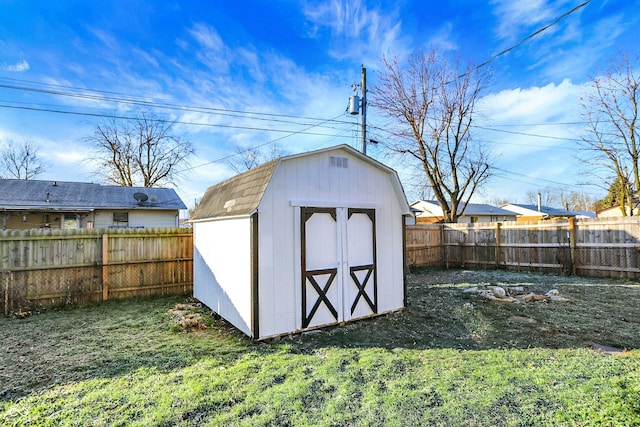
[302,0,410,63]
[87,28,121,55]
[480,78,582,125]
[490,0,565,41]
[2,60,30,72]
[472,79,598,201]
[427,22,458,52]
[188,23,230,73]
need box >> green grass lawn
[1,269,639,426]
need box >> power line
[0,103,355,138]
[459,1,591,78]
[472,125,584,142]
[175,113,348,173]
[492,166,585,188]
[367,123,576,147]
[0,78,354,127]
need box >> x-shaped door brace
[349,264,377,314]
[303,268,338,328]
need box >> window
[63,213,77,229]
[470,216,479,223]
[113,212,129,227]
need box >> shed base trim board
[256,307,406,341]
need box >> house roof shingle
[191,159,278,219]
[501,203,595,218]
[0,179,186,211]
[411,200,517,217]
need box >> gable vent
[330,156,348,168]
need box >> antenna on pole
[348,66,368,155]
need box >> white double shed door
[300,206,377,329]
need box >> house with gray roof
[500,203,595,222]
[0,179,186,230]
[411,200,517,224]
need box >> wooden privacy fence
[1,228,192,315]
[406,217,640,279]
[5,218,639,315]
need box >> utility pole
[348,65,370,155]
[361,66,367,155]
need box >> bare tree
[526,188,597,211]
[226,142,288,173]
[0,139,47,180]
[580,52,640,215]
[557,190,597,212]
[85,112,194,187]
[370,50,492,222]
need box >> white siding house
[501,203,595,221]
[192,145,412,340]
[411,200,517,224]
[597,205,640,217]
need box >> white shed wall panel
[376,217,406,313]
[193,217,252,337]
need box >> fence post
[495,222,502,268]
[568,218,577,275]
[440,225,446,268]
[4,272,9,316]
[102,234,109,301]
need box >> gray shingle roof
[0,179,186,210]
[459,203,518,216]
[413,200,517,216]
[192,159,278,219]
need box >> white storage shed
[192,145,412,340]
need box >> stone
[489,286,506,298]
[478,290,496,300]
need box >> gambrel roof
[192,144,411,220]
[0,179,186,211]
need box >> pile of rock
[463,285,569,303]
[170,302,208,331]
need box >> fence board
[406,218,640,279]
[406,225,441,267]
[1,228,193,315]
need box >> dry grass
[298,268,640,352]
[1,269,639,426]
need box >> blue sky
[0,0,638,212]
